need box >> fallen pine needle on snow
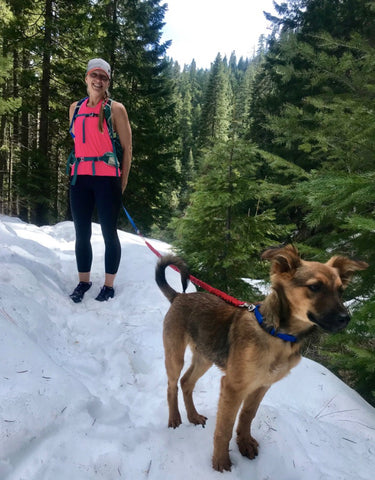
[145,460,152,477]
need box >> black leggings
[70,175,122,275]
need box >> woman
[69,58,132,302]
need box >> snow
[0,214,374,480]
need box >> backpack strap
[104,98,114,134]
[67,97,121,182]
[69,97,88,139]
[103,99,120,177]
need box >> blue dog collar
[246,304,298,343]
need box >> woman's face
[86,69,110,95]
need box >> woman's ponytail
[98,89,109,133]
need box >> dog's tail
[155,255,190,303]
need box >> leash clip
[240,303,256,312]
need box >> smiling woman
[67,58,132,304]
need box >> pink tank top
[71,99,120,177]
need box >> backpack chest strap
[75,112,100,143]
[68,97,122,184]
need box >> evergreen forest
[0,0,374,405]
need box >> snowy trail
[0,215,374,480]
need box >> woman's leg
[70,176,96,276]
[104,273,116,288]
[93,176,122,286]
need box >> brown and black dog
[155,245,367,472]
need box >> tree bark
[35,0,53,225]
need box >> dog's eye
[307,283,322,293]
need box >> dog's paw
[168,413,182,429]
[188,413,207,427]
[212,454,232,472]
[237,435,259,459]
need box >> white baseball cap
[86,58,111,79]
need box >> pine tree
[0,2,21,214]
[258,30,375,403]
[1,0,94,223]
[232,58,258,139]
[34,0,53,226]
[172,139,298,299]
[0,0,179,230]
[182,60,208,161]
[323,296,375,405]
[198,54,232,149]
[103,0,179,233]
[251,0,375,158]
[0,0,39,219]
[171,60,210,212]
[265,34,375,258]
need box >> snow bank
[0,216,374,479]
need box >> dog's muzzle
[308,310,351,333]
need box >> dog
[155,245,368,472]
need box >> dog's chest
[266,349,301,384]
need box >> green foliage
[172,139,295,300]
[0,0,178,229]
[1,0,374,404]
[292,172,374,230]
[198,54,233,148]
[0,18,21,116]
[323,297,375,405]
[266,33,375,173]
[250,1,375,404]
[102,0,179,233]
[265,34,375,300]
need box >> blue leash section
[123,205,140,235]
[122,204,298,343]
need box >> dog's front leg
[236,386,269,459]
[212,375,244,472]
[164,349,185,428]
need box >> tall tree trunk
[225,144,234,290]
[0,115,6,215]
[105,0,118,72]
[35,0,53,225]
[0,36,10,215]
[12,48,20,216]
[19,50,31,222]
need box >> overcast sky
[161,0,277,68]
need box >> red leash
[186,273,245,307]
[123,208,300,342]
[123,206,246,308]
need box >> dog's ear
[261,244,301,274]
[326,256,368,287]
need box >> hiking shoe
[70,281,92,303]
[95,285,115,302]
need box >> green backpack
[66,97,123,185]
